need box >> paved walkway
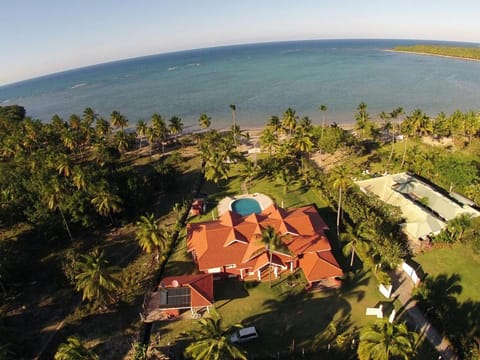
[391,268,458,360]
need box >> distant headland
[391,44,480,62]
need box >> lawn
[414,242,480,302]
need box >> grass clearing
[415,242,480,302]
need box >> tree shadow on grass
[214,279,249,302]
[240,292,352,358]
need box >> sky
[1,0,479,86]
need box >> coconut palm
[45,182,74,242]
[95,117,111,140]
[357,319,418,360]
[168,115,184,140]
[74,248,120,305]
[259,127,278,155]
[183,309,247,360]
[113,130,129,153]
[136,119,148,148]
[229,104,237,146]
[267,115,281,132]
[198,113,212,130]
[135,213,167,262]
[82,107,97,128]
[282,107,298,137]
[69,114,82,131]
[54,336,99,360]
[91,190,122,217]
[354,102,372,140]
[110,110,128,131]
[319,104,328,146]
[151,113,168,152]
[258,225,288,287]
[340,226,370,268]
[388,107,404,163]
[330,165,352,237]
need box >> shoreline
[386,49,480,63]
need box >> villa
[186,197,343,288]
[356,173,480,243]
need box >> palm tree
[168,115,184,141]
[74,248,120,305]
[91,190,122,217]
[151,113,168,152]
[330,165,352,237]
[282,107,297,137]
[183,309,247,360]
[354,102,372,140]
[340,226,370,268]
[258,225,287,287]
[319,104,328,146]
[114,130,129,153]
[110,110,128,131]
[45,182,73,242]
[357,319,418,360]
[229,104,237,146]
[198,113,212,130]
[95,117,111,140]
[136,119,148,148]
[69,114,82,131]
[259,128,278,155]
[54,336,99,360]
[135,213,167,262]
[276,167,295,195]
[267,115,281,132]
[388,107,404,163]
[446,214,473,242]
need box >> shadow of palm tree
[335,270,370,302]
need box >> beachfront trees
[198,113,211,130]
[95,117,111,140]
[136,119,147,148]
[151,113,168,152]
[110,110,128,131]
[282,107,298,137]
[91,188,122,218]
[229,104,237,146]
[354,102,373,140]
[319,104,328,146]
[259,127,278,155]
[168,115,184,140]
[135,213,167,262]
[357,320,418,360]
[183,309,247,360]
[267,115,281,132]
[54,336,99,360]
[74,248,120,305]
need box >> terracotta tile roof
[299,252,343,283]
[159,274,214,307]
[187,203,341,281]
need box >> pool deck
[217,193,274,216]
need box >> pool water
[231,198,262,216]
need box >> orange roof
[299,252,343,283]
[159,274,214,307]
[187,204,340,282]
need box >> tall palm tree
[183,309,247,360]
[82,107,97,128]
[54,336,99,360]
[330,165,352,238]
[446,213,473,242]
[136,119,147,148]
[110,110,128,131]
[388,107,404,163]
[114,130,129,153]
[45,182,73,243]
[357,319,418,360]
[91,190,122,217]
[258,225,287,287]
[151,113,168,152]
[168,115,184,140]
[229,104,237,146]
[69,114,82,131]
[354,102,371,140]
[259,127,278,155]
[74,248,120,305]
[282,107,297,137]
[198,113,212,130]
[267,115,281,132]
[95,117,111,140]
[340,226,371,268]
[135,213,167,262]
[319,104,328,146]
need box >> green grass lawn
[414,242,480,302]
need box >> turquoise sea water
[1,39,480,128]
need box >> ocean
[1,39,479,129]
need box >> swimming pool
[231,198,262,216]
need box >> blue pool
[231,198,262,216]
